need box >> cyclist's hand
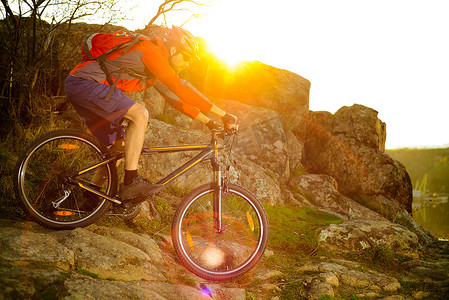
[206,120,222,131]
[221,113,238,131]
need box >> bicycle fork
[213,165,224,233]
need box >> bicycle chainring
[110,203,142,220]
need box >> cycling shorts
[65,75,135,146]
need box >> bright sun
[133,0,267,67]
[204,37,248,67]
[186,0,259,67]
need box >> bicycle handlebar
[210,124,238,139]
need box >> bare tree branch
[147,0,210,27]
[1,0,16,19]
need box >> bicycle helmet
[164,25,199,60]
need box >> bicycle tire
[172,183,268,281]
[13,129,118,229]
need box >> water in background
[413,195,449,240]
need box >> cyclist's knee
[125,103,149,126]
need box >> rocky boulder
[298,260,402,299]
[287,173,424,259]
[302,104,413,216]
[0,226,75,270]
[289,174,386,221]
[55,226,165,281]
[318,220,420,259]
[215,99,290,180]
[140,118,212,190]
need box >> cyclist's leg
[123,103,148,171]
[66,77,162,198]
[119,103,164,199]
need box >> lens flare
[200,283,212,297]
[199,245,225,269]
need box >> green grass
[254,205,343,299]
[362,244,397,268]
[0,141,23,219]
[265,205,343,257]
[35,272,70,300]
[343,244,401,273]
[76,267,100,279]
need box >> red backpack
[81,30,139,61]
[81,30,147,99]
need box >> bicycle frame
[67,132,227,231]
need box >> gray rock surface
[298,260,402,299]
[318,220,420,259]
[303,104,413,215]
[0,220,245,299]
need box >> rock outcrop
[132,66,433,252]
[303,104,413,215]
[299,105,438,246]
[297,260,402,299]
[288,173,424,259]
[289,174,386,221]
[137,112,433,259]
[0,220,245,300]
[318,220,420,259]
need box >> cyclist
[65,26,237,201]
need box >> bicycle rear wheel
[172,183,268,281]
[13,129,118,229]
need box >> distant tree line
[387,148,449,194]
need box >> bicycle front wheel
[13,129,118,229]
[172,183,268,281]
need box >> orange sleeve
[153,80,200,119]
[138,40,213,114]
[163,97,201,119]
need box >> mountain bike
[13,126,269,281]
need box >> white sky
[124,0,449,149]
